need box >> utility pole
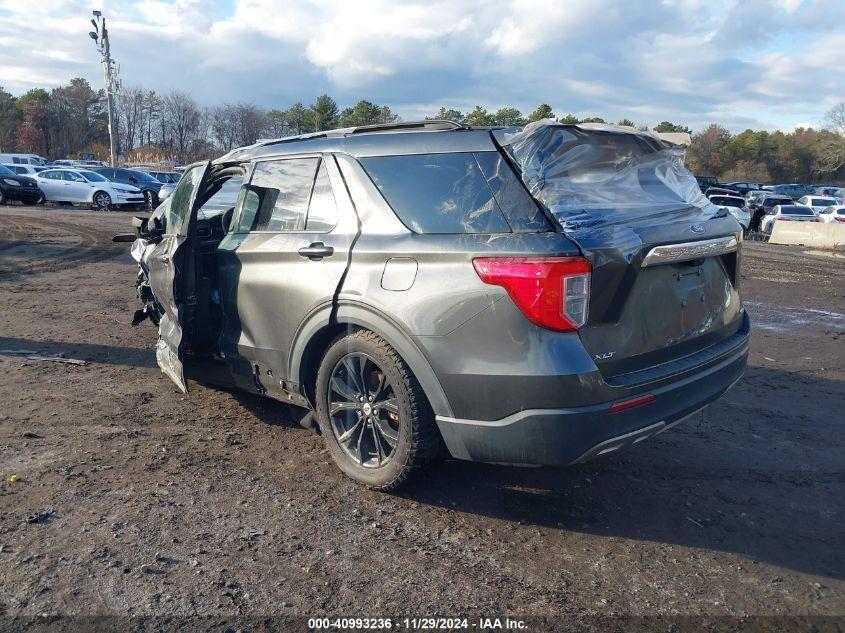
[89,11,119,166]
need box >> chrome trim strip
[641,236,738,267]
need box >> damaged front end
[123,209,167,327]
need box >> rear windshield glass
[782,206,814,215]
[811,198,837,207]
[710,196,744,208]
[763,197,792,207]
[360,152,549,234]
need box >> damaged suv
[127,120,749,489]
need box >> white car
[796,195,839,214]
[34,168,144,209]
[708,194,750,230]
[0,153,47,167]
[760,204,819,235]
[818,205,845,224]
[158,182,176,201]
[2,163,43,177]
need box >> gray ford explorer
[126,119,749,489]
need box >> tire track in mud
[0,211,127,280]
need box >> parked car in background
[708,194,750,231]
[2,164,45,177]
[145,171,182,184]
[34,168,144,209]
[125,120,748,489]
[705,186,739,198]
[695,175,718,192]
[158,182,176,201]
[808,185,839,196]
[0,153,47,167]
[722,181,764,196]
[91,167,162,208]
[0,164,43,205]
[748,195,794,232]
[744,189,769,201]
[769,183,811,200]
[760,204,819,235]
[818,205,845,223]
[796,195,839,213]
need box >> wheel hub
[328,352,400,469]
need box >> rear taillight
[472,257,591,332]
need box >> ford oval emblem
[689,223,705,234]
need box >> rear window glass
[360,152,547,234]
[710,196,744,208]
[782,206,814,215]
[811,198,837,207]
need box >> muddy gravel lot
[0,205,843,629]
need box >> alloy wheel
[95,192,111,210]
[328,352,400,469]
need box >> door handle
[298,242,334,260]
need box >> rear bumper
[435,316,749,466]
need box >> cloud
[0,0,842,132]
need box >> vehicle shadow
[396,364,845,581]
[0,336,157,368]
[226,387,306,431]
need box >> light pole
[89,10,119,166]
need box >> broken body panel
[129,121,748,469]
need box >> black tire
[35,192,45,205]
[0,189,6,205]
[315,329,441,490]
[93,191,111,211]
[143,190,157,209]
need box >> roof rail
[248,119,467,151]
[349,119,467,134]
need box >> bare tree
[818,103,845,174]
[116,87,145,154]
[161,90,201,157]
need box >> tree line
[1,78,843,184]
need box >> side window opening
[305,160,339,232]
[358,151,547,235]
[237,158,319,232]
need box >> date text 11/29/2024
[308,617,528,630]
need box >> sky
[1,0,843,133]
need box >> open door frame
[146,160,213,392]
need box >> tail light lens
[472,257,591,332]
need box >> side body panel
[215,154,358,396]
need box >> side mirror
[130,177,138,183]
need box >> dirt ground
[0,205,843,628]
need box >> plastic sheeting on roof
[493,120,718,234]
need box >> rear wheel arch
[290,302,454,419]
